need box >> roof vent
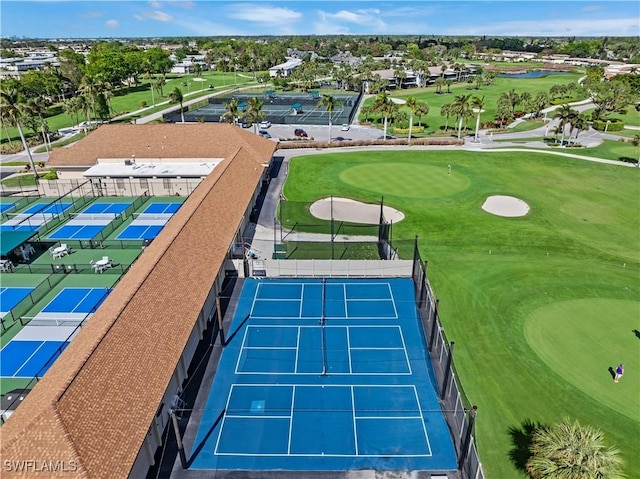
[124,159,132,166]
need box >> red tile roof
[0,125,275,478]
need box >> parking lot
[257,122,386,143]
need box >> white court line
[70,289,95,314]
[287,385,296,454]
[294,326,301,374]
[351,385,358,455]
[236,325,410,376]
[412,385,433,456]
[12,341,45,377]
[215,383,432,457]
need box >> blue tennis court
[115,202,180,240]
[0,202,16,213]
[190,278,457,472]
[48,224,106,240]
[0,340,69,377]
[82,202,130,215]
[47,202,131,240]
[1,202,74,232]
[116,224,164,240]
[142,202,182,214]
[22,202,73,215]
[0,287,34,317]
[42,287,110,315]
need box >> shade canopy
[0,230,38,256]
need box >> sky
[1,1,639,39]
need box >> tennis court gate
[412,237,485,479]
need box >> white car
[340,124,350,131]
[259,120,271,129]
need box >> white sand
[482,195,530,217]
[310,197,405,224]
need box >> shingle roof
[0,126,275,478]
[48,123,275,167]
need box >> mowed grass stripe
[525,298,640,421]
[283,149,640,478]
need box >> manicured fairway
[525,298,639,421]
[282,149,640,478]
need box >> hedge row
[276,137,463,150]
[592,119,625,132]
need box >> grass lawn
[568,139,639,164]
[578,105,640,128]
[282,241,380,260]
[1,174,38,187]
[360,73,585,136]
[282,149,640,478]
[507,120,546,133]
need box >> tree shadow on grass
[508,418,547,472]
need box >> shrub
[41,169,58,180]
[392,126,425,134]
[593,119,624,132]
[140,100,147,108]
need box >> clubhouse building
[0,124,277,478]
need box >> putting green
[339,163,470,198]
[525,298,640,422]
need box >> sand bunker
[310,197,405,224]
[482,195,530,217]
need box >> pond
[500,70,571,79]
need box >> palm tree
[245,97,265,133]
[405,96,419,144]
[372,92,397,141]
[571,113,589,145]
[440,103,453,132]
[221,98,240,124]
[553,104,577,146]
[0,84,38,179]
[414,100,429,127]
[471,96,485,142]
[168,87,185,123]
[317,94,343,143]
[474,65,484,90]
[360,104,374,123]
[154,75,166,98]
[453,94,472,139]
[526,418,625,479]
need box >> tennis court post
[216,295,225,346]
[440,341,454,401]
[458,405,478,471]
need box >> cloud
[314,8,387,33]
[136,10,174,22]
[226,4,302,25]
[149,0,194,8]
[582,5,604,12]
[149,0,162,8]
[455,17,640,37]
[78,11,103,19]
[105,19,119,29]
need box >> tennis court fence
[0,273,66,331]
[275,197,399,261]
[411,237,485,479]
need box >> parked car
[241,121,252,128]
[341,124,350,131]
[294,128,308,138]
[258,130,272,139]
[377,134,396,140]
[259,120,271,129]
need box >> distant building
[269,58,303,78]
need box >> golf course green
[282,149,640,478]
